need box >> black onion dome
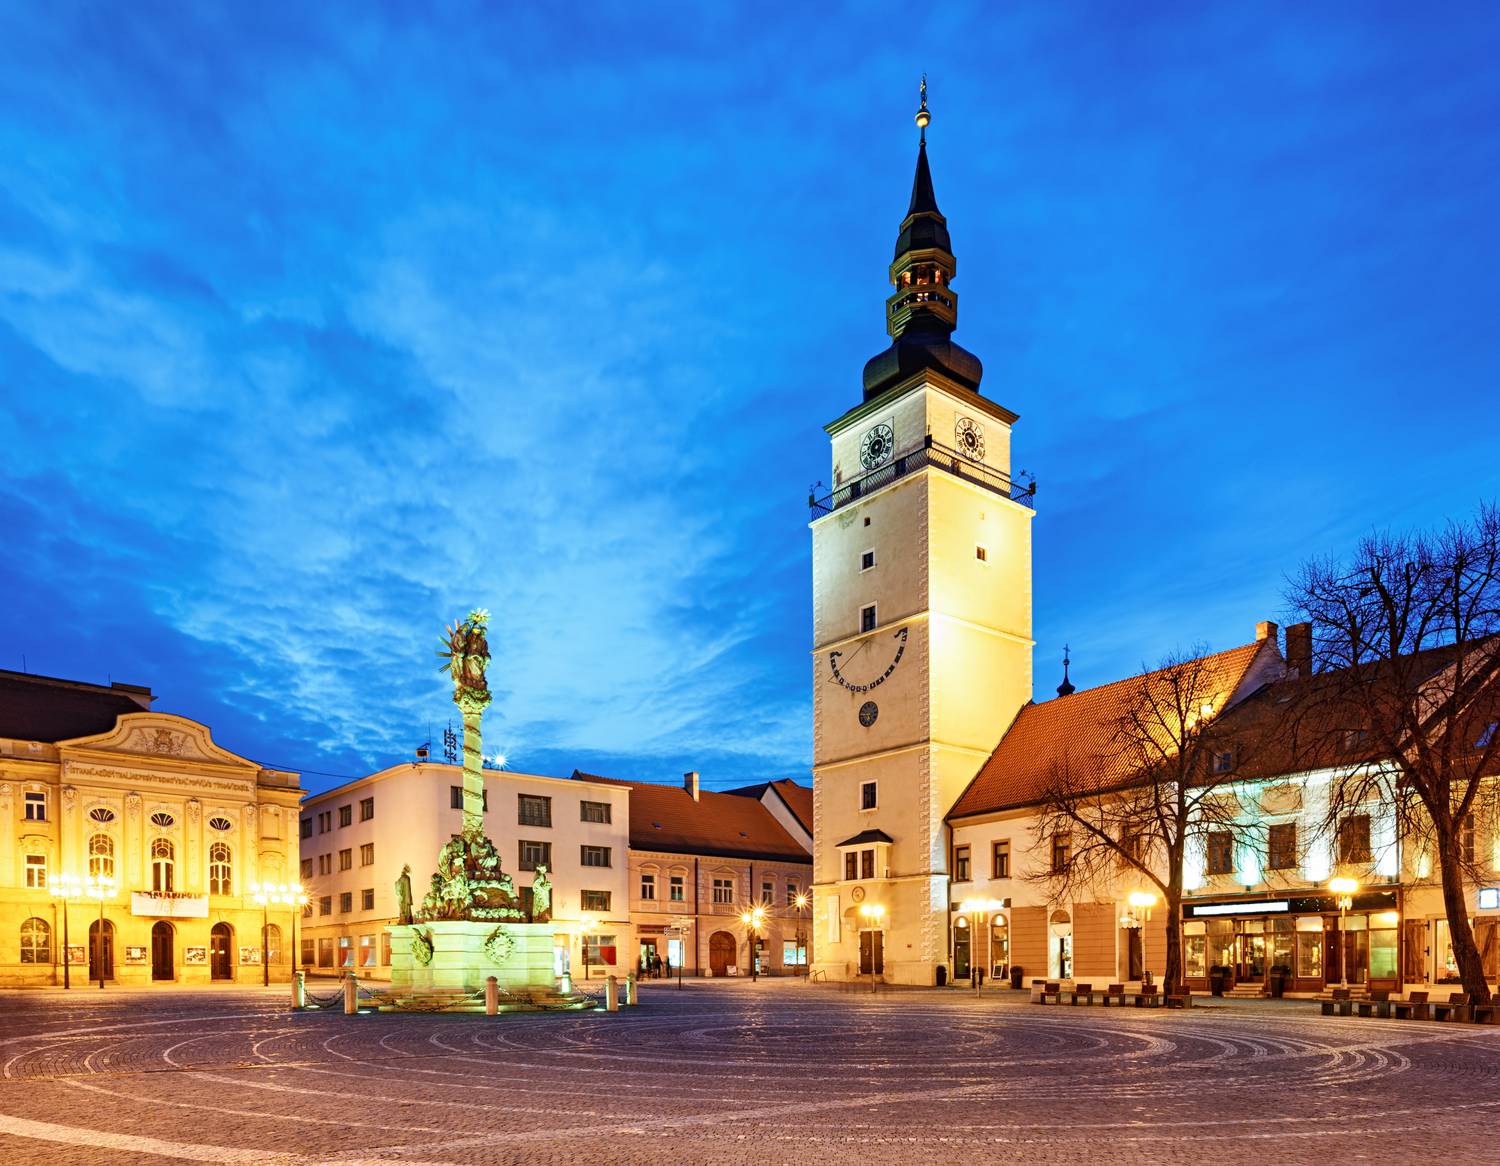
[863,330,983,397]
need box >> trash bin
[1269,965,1289,998]
[1209,966,1226,997]
[1010,965,1024,990]
[936,965,948,987]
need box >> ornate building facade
[0,670,302,986]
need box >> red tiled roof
[573,772,812,863]
[948,642,1272,820]
[724,778,814,834]
[0,670,153,743]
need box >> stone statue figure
[418,834,524,923]
[396,864,414,925]
[530,863,552,924]
[439,609,491,699]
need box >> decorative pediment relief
[61,713,257,771]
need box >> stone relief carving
[186,798,201,824]
[62,785,77,810]
[125,792,142,817]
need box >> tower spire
[861,77,984,400]
[1056,645,1076,698]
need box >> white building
[298,761,629,978]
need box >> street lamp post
[739,905,766,982]
[857,903,886,992]
[52,873,83,990]
[290,884,308,977]
[84,875,115,990]
[793,893,810,976]
[251,883,272,987]
[1124,890,1158,986]
[1329,877,1359,991]
[675,920,693,991]
[578,912,598,982]
[958,898,1005,992]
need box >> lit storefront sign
[1190,900,1290,917]
[1478,888,1500,911]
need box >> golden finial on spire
[915,74,930,140]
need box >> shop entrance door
[639,939,658,977]
[953,928,971,980]
[1237,933,1267,984]
[210,922,233,980]
[88,919,114,981]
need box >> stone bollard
[343,972,358,1015]
[626,973,638,1006]
[606,974,619,1012]
[559,972,573,995]
[291,970,306,1010]
[486,975,499,1016]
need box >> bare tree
[1029,648,1266,996]
[1287,503,1500,1003]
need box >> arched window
[151,837,175,893]
[209,842,232,896]
[88,807,115,824]
[88,833,114,880]
[265,923,282,964]
[19,917,50,964]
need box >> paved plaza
[0,979,1496,1164]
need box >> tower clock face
[955,416,985,461]
[858,701,879,727]
[860,423,895,469]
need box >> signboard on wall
[131,893,209,918]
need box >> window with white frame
[580,845,612,868]
[88,833,114,880]
[669,874,685,902]
[860,549,876,571]
[860,781,877,810]
[860,604,878,633]
[209,842,232,895]
[23,792,45,821]
[712,877,734,904]
[640,873,656,900]
[24,853,46,889]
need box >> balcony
[809,436,1036,520]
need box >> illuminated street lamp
[739,905,767,982]
[1329,877,1360,990]
[289,883,309,976]
[957,898,1006,992]
[51,873,84,990]
[857,903,886,992]
[1120,890,1159,986]
[84,875,116,989]
[577,912,598,981]
[250,882,303,987]
[793,892,810,976]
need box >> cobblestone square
[0,980,1495,1164]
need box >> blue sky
[2,3,1497,795]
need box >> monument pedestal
[387,921,557,997]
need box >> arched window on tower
[88,833,114,881]
[209,842,233,896]
[151,837,175,893]
[20,917,51,964]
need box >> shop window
[1185,934,1207,979]
[339,936,354,968]
[360,934,377,968]
[301,937,315,966]
[1369,927,1398,979]
[1338,814,1371,864]
[583,934,617,965]
[1205,832,1233,876]
[1296,931,1323,979]
[380,932,392,966]
[316,937,334,967]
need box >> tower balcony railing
[809,435,1036,520]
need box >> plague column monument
[385,610,558,999]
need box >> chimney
[1285,622,1313,676]
[684,771,700,801]
[1256,620,1279,643]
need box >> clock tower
[809,86,1035,985]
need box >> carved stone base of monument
[386,921,558,1003]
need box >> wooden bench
[1101,983,1127,1006]
[1355,989,1391,1019]
[1470,999,1500,1024]
[1165,992,1193,1009]
[1320,987,1353,1017]
[1132,988,1162,1008]
[1038,981,1062,1005]
[1391,990,1430,1020]
[1068,982,1097,1005]
[1432,992,1470,1023]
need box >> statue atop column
[418,609,524,923]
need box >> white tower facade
[809,99,1035,985]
